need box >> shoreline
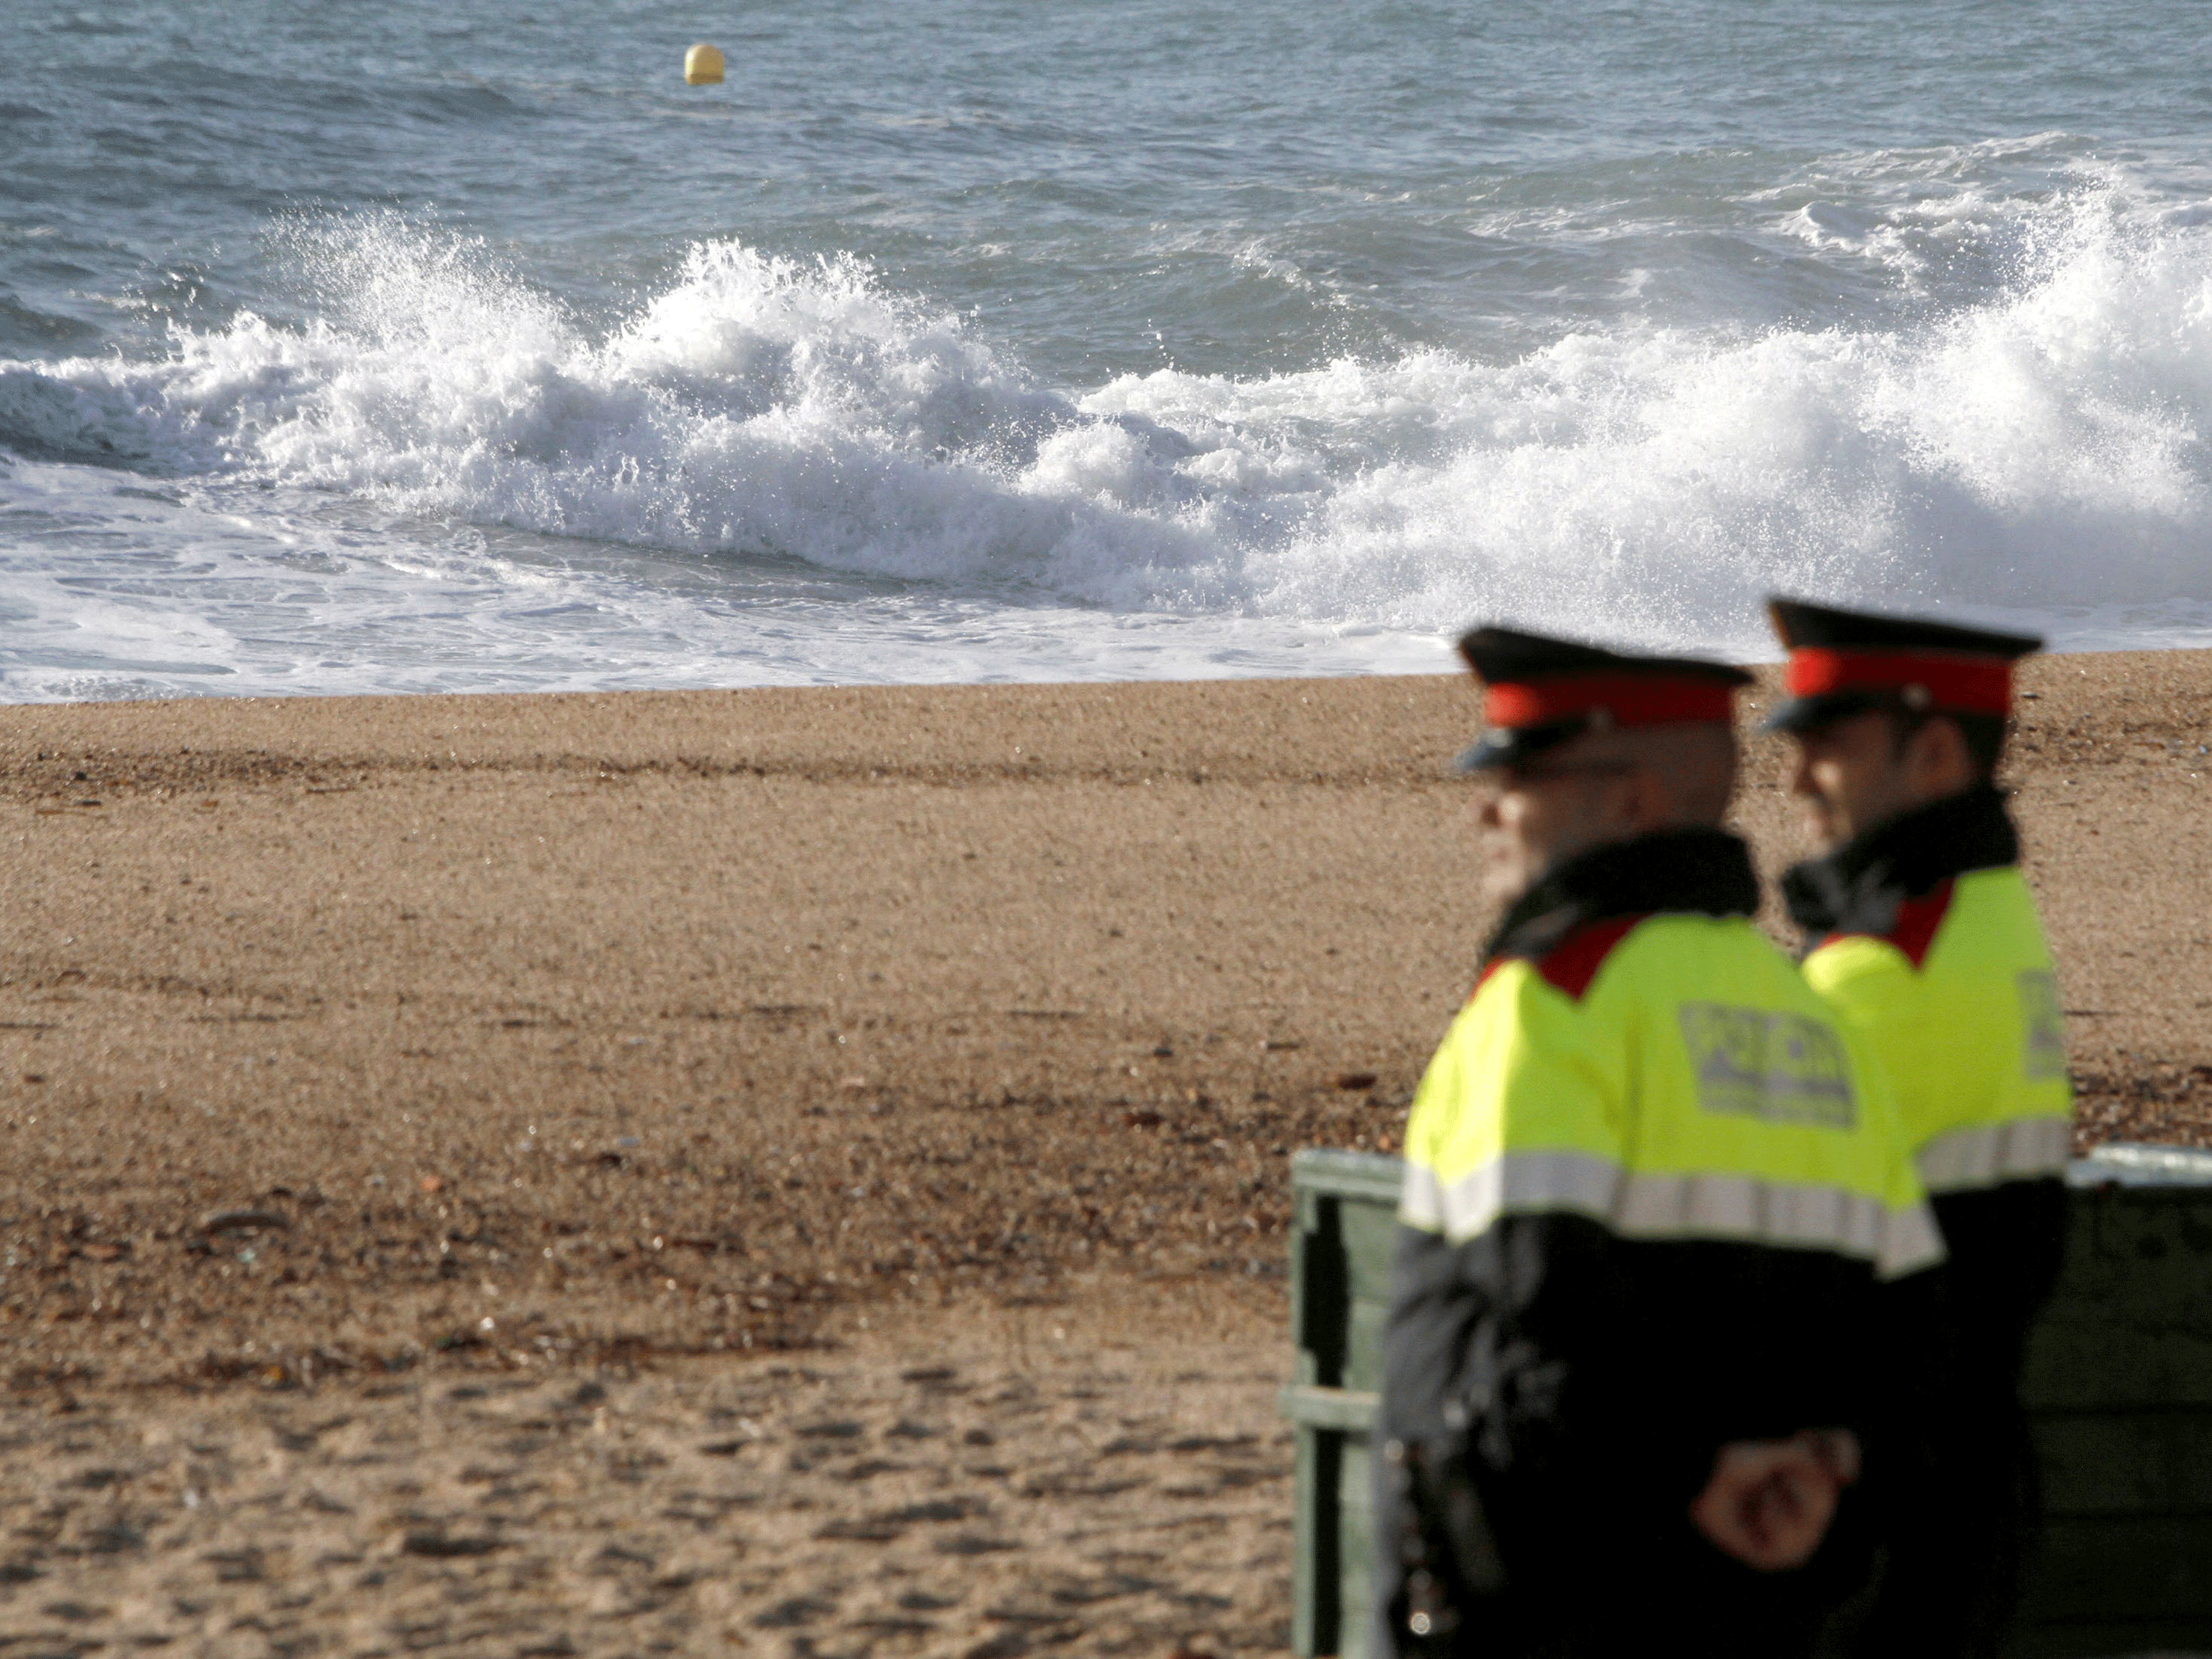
[7,629,2211,713]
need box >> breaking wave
[6,193,2212,658]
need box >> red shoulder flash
[1534,915,1646,1001]
[1826,878,1954,968]
[1885,879,1955,969]
[1465,956,1507,1006]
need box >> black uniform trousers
[1842,1178,2066,1659]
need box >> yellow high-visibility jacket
[1376,828,1939,1659]
[1402,911,1938,1272]
[1788,796,2071,1196]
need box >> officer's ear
[1615,755,1685,835]
[1895,713,1980,799]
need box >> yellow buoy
[684,42,725,85]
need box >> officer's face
[1473,755,1637,901]
[1788,710,1927,848]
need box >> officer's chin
[1799,797,1849,856]
[1478,838,1538,909]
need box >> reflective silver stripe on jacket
[1401,1151,1944,1280]
[1398,1150,1619,1235]
[1915,1115,2072,1193]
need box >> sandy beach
[1,654,2207,1655]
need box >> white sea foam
[4,186,2212,697]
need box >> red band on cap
[1783,648,2012,715]
[1483,673,1737,731]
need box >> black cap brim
[1759,688,1889,735]
[1450,720,1585,774]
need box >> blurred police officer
[1374,626,1941,1659]
[1765,599,2071,1658]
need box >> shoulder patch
[2017,970,2068,1082]
[1533,914,1646,1001]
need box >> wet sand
[0,654,2206,1654]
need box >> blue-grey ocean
[6,1,2212,698]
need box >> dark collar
[1483,828,1759,967]
[1781,782,2018,944]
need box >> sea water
[6,0,2212,699]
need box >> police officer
[1375,626,1941,1659]
[1764,599,2071,1657]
